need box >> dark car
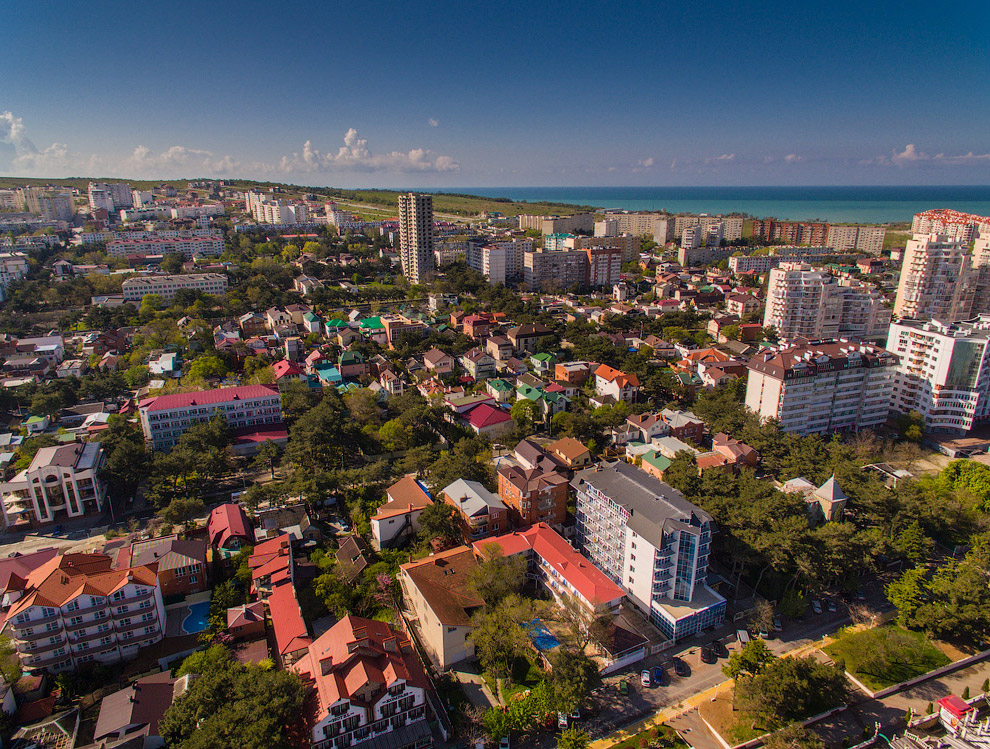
[700,646,716,664]
[672,658,690,677]
[711,640,728,658]
[652,666,667,685]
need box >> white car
[640,670,651,687]
[811,599,823,614]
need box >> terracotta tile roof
[547,437,589,461]
[208,503,254,548]
[373,477,433,522]
[268,583,312,656]
[466,403,511,429]
[474,524,624,607]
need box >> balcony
[68,628,114,645]
[115,618,159,635]
[24,652,68,670]
[10,611,59,631]
[16,625,64,642]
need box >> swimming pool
[524,618,560,651]
[182,601,211,634]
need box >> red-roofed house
[248,534,293,598]
[594,365,641,402]
[208,503,254,563]
[370,477,433,550]
[295,615,432,749]
[273,359,307,384]
[226,601,266,641]
[138,384,284,451]
[464,403,514,438]
[267,582,311,669]
[462,315,492,340]
[474,524,624,616]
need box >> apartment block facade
[4,553,165,674]
[887,316,990,434]
[572,462,725,640]
[121,273,228,302]
[912,209,990,243]
[745,340,897,435]
[138,384,284,450]
[398,193,435,284]
[106,235,224,259]
[763,263,890,342]
[893,234,973,321]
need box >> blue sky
[1,0,988,187]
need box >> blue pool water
[182,601,211,634]
[524,618,560,651]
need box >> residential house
[626,412,669,443]
[226,601,266,641]
[295,616,432,749]
[294,275,324,295]
[267,581,312,669]
[464,403,514,438]
[338,350,368,379]
[93,672,193,748]
[497,464,569,528]
[116,535,207,598]
[249,534,294,599]
[335,536,372,584]
[459,348,496,381]
[208,503,255,563]
[0,442,106,527]
[379,369,406,397]
[255,503,322,544]
[546,437,592,470]
[485,336,514,362]
[594,365,641,402]
[422,348,454,375]
[554,361,594,385]
[659,409,704,443]
[462,315,491,340]
[370,477,433,550]
[507,323,554,354]
[442,479,508,543]
[485,378,515,404]
[724,292,761,318]
[529,352,556,376]
[514,438,566,473]
[711,433,759,467]
[782,475,848,524]
[399,548,484,669]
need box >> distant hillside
[0,177,597,219]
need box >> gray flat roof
[572,461,712,542]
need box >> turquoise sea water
[428,186,990,224]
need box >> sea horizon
[419,185,990,224]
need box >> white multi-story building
[674,214,744,241]
[2,552,165,674]
[80,228,220,245]
[138,384,284,451]
[121,273,228,302]
[0,443,106,526]
[596,213,673,242]
[0,252,29,302]
[887,316,990,435]
[398,193,435,284]
[106,235,224,259]
[23,188,74,221]
[763,263,890,342]
[894,234,974,322]
[132,189,154,207]
[88,182,131,211]
[567,234,639,263]
[912,209,990,244]
[825,225,886,255]
[572,462,725,641]
[746,340,897,435]
[728,246,836,274]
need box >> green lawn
[824,625,950,690]
[608,724,688,749]
[484,655,545,701]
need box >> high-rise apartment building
[745,340,897,435]
[567,233,639,263]
[893,234,974,321]
[825,225,886,255]
[912,209,990,244]
[88,182,132,211]
[595,213,674,242]
[23,188,74,221]
[523,249,589,291]
[572,461,725,640]
[763,263,890,342]
[887,316,990,435]
[673,215,744,241]
[398,192,435,284]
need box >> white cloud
[712,153,735,161]
[784,153,803,163]
[637,157,654,168]
[892,143,924,164]
[428,118,439,127]
[277,128,460,174]
[125,145,242,175]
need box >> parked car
[700,646,716,663]
[711,640,728,658]
[653,666,667,685]
[827,600,837,613]
[558,713,569,729]
[673,658,690,677]
[570,708,581,721]
[499,736,510,749]
[758,625,770,639]
[618,679,629,695]
[811,599,823,614]
[772,616,783,632]
[640,670,651,687]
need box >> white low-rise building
[121,273,228,301]
[0,443,105,526]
